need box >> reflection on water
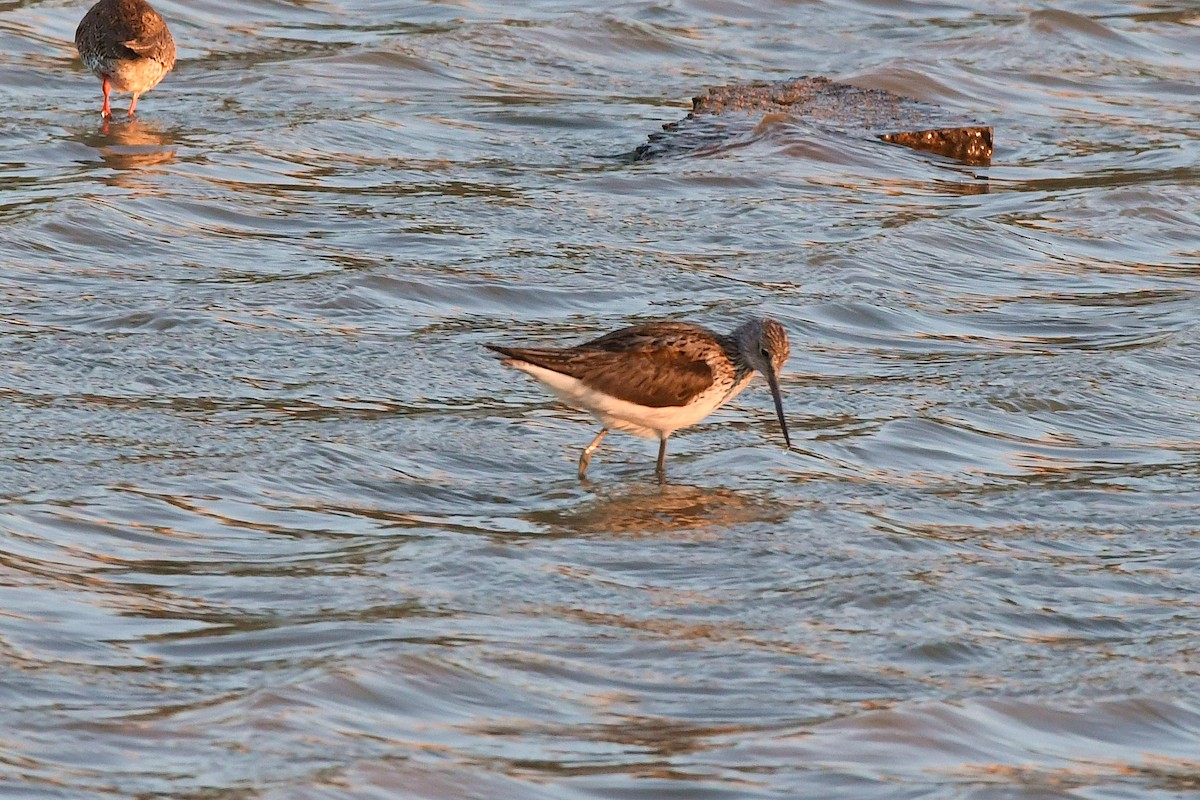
[529,483,788,538]
[1,0,1198,797]
[86,118,178,172]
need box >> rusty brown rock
[633,76,993,166]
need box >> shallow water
[1,0,1199,797]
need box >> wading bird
[75,0,176,119]
[487,318,792,478]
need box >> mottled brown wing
[575,345,713,408]
[118,8,174,63]
[77,1,175,64]
[486,336,714,409]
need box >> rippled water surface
[2,0,1199,797]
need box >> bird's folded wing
[497,345,713,408]
[116,13,172,57]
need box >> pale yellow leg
[578,428,608,479]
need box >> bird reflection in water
[528,482,789,539]
[81,117,177,174]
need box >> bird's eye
[760,347,770,358]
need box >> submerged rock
[633,77,993,166]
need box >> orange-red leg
[128,93,139,117]
[101,75,112,118]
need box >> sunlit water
[1,0,1198,797]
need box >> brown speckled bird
[487,318,792,478]
[75,0,176,119]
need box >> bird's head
[733,317,792,449]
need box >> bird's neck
[718,335,756,385]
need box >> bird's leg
[101,75,112,119]
[128,92,140,117]
[656,436,669,474]
[578,428,608,479]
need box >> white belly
[512,362,755,439]
[108,57,171,94]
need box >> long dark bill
[765,365,791,449]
